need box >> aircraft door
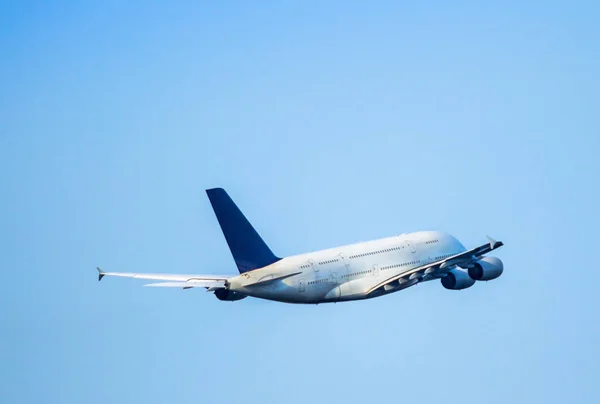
[338,253,351,275]
[337,252,353,296]
[405,240,416,253]
[330,270,338,285]
[299,279,305,292]
[373,264,379,277]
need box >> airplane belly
[263,281,342,304]
[233,277,330,304]
[337,278,378,301]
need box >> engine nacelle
[468,256,503,281]
[214,289,247,301]
[441,268,476,290]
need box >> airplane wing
[367,236,504,295]
[96,267,232,290]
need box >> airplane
[97,188,504,304]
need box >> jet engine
[214,289,247,301]
[468,256,504,281]
[441,268,476,290]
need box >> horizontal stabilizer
[144,280,226,289]
[95,267,233,286]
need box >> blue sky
[1,1,599,403]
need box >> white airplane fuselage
[228,230,466,304]
[98,189,504,304]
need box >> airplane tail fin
[206,188,281,273]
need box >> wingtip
[96,267,105,281]
[486,235,503,249]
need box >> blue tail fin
[206,188,281,273]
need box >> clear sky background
[2,1,599,403]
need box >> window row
[318,259,339,265]
[343,269,372,278]
[349,245,404,259]
[426,239,439,244]
[309,278,329,285]
[381,260,422,271]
